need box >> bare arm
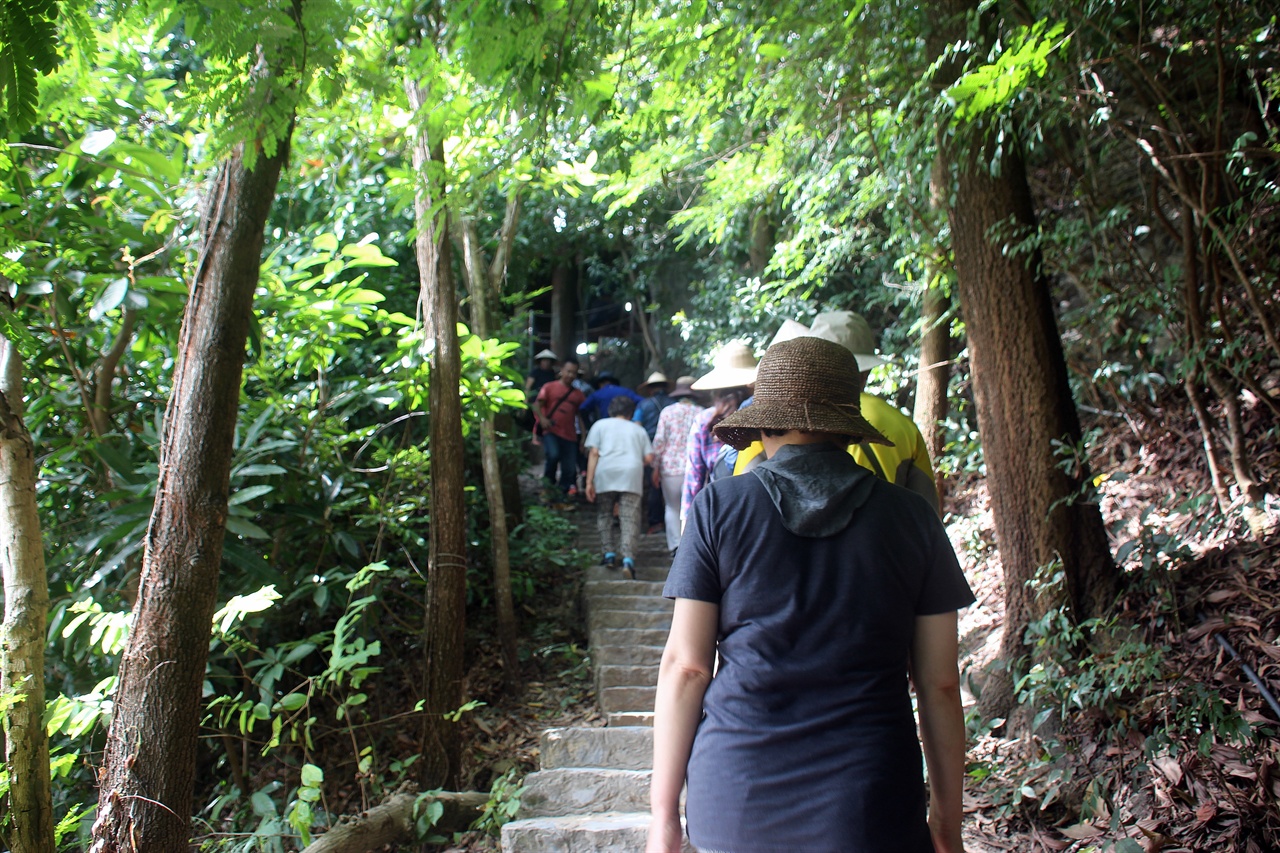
[910,611,966,853]
[584,447,600,502]
[647,599,718,853]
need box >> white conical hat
[691,341,758,390]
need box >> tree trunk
[914,155,951,488]
[943,135,1119,718]
[90,133,292,852]
[930,0,1119,722]
[0,335,55,853]
[407,78,467,790]
[457,206,522,688]
[550,263,574,362]
[298,789,487,853]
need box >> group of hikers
[525,309,971,853]
[524,310,943,575]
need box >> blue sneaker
[621,557,636,579]
[602,552,617,568]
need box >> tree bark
[931,0,1118,722]
[550,263,575,362]
[407,77,468,790]
[914,279,950,491]
[914,157,951,493]
[0,334,55,853]
[457,203,522,688]
[90,132,292,852]
[942,134,1119,717]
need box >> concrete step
[519,767,650,817]
[588,609,672,630]
[599,686,657,714]
[586,594,672,613]
[608,710,654,727]
[596,664,660,690]
[583,579,666,597]
[592,645,666,668]
[540,726,653,771]
[501,811,656,852]
[593,627,670,648]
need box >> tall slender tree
[0,332,54,853]
[90,2,316,846]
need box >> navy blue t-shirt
[663,454,974,853]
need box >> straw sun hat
[690,341,759,390]
[638,371,671,392]
[533,348,558,362]
[713,337,891,450]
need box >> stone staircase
[502,508,685,852]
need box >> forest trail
[501,501,676,850]
[498,498,1019,852]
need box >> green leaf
[225,516,272,540]
[273,693,307,712]
[80,129,117,156]
[228,484,275,506]
[300,763,324,786]
[89,278,129,322]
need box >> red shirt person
[533,357,587,494]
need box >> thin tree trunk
[914,157,951,492]
[88,308,138,437]
[457,205,522,687]
[914,279,950,490]
[91,132,292,852]
[0,334,55,853]
[550,263,574,362]
[407,77,467,790]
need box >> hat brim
[712,400,892,450]
[638,380,670,391]
[533,349,558,361]
[854,353,887,371]
[669,388,697,398]
[690,366,757,390]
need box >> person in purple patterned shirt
[680,342,757,526]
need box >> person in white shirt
[584,395,654,578]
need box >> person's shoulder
[863,476,941,528]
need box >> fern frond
[0,0,62,130]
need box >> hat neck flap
[751,443,875,537]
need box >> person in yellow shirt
[732,311,940,515]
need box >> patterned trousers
[596,491,641,559]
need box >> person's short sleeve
[583,421,603,450]
[915,520,976,615]
[663,487,722,603]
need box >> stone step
[588,609,672,630]
[540,726,653,771]
[519,767,650,818]
[599,686,657,714]
[500,811,654,853]
[596,664,660,690]
[586,594,672,613]
[592,645,666,668]
[583,579,667,597]
[608,710,654,727]
[593,627,671,648]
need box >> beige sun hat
[637,371,671,392]
[669,375,698,398]
[690,341,759,390]
[808,311,887,372]
[533,348,558,362]
[713,337,891,450]
[769,318,813,347]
